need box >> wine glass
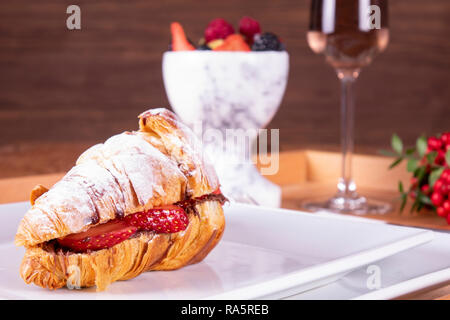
[303,0,391,214]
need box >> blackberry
[251,32,285,51]
[197,44,212,50]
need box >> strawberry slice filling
[57,220,138,253]
[56,189,225,253]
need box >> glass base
[302,192,392,215]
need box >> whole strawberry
[204,18,235,43]
[239,16,261,44]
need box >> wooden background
[0,0,449,178]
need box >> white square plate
[0,202,433,299]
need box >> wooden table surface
[1,150,449,299]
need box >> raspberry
[252,32,285,51]
[239,16,261,43]
[204,18,235,43]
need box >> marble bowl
[162,51,289,207]
[162,51,289,131]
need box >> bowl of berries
[162,17,289,207]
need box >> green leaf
[417,202,424,212]
[429,167,445,187]
[414,165,427,183]
[416,135,427,157]
[389,157,403,169]
[405,148,416,156]
[410,194,423,213]
[425,151,437,165]
[446,150,450,166]
[407,159,418,172]
[378,149,398,157]
[399,193,407,212]
[410,198,418,213]
[417,192,432,205]
[391,134,403,154]
[398,181,404,193]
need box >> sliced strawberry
[214,34,251,52]
[124,205,188,234]
[170,22,195,51]
[57,220,137,252]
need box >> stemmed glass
[303,0,391,214]
[162,51,289,207]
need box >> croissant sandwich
[15,108,226,291]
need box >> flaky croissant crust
[20,201,224,291]
[15,108,225,291]
[16,108,219,247]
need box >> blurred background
[0,0,448,178]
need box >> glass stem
[337,69,360,196]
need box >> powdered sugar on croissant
[16,109,219,247]
[15,108,225,291]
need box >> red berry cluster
[428,132,450,223]
[204,17,261,47]
[431,169,450,222]
[426,133,450,165]
[386,132,450,224]
[171,17,284,52]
